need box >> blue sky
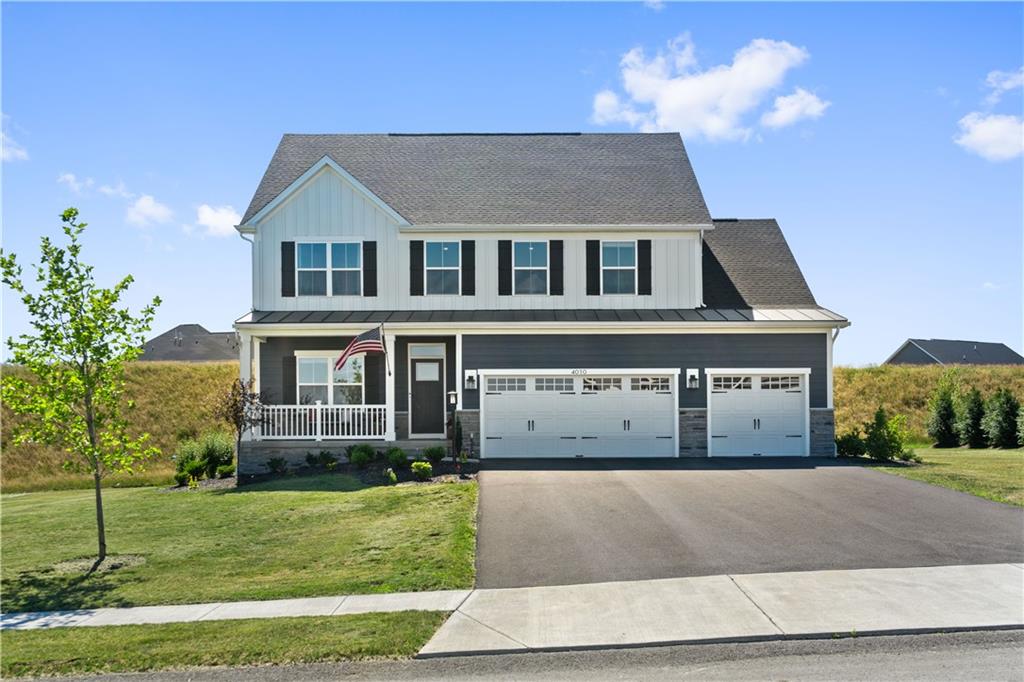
[3,2,1022,366]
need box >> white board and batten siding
[252,166,702,311]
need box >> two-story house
[233,133,848,473]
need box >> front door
[411,358,445,437]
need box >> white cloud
[1,131,28,162]
[984,67,1023,105]
[56,172,94,194]
[126,194,173,227]
[982,281,1001,291]
[591,34,822,141]
[98,181,135,199]
[761,87,830,128]
[954,112,1024,162]
[194,204,241,237]
[643,0,665,11]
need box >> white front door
[481,373,677,458]
[708,373,808,456]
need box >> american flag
[335,325,387,371]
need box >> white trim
[236,322,849,336]
[704,367,812,375]
[511,240,550,295]
[455,333,463,410]
[400,223,713,233]
[242,156,409,227]
[826,331,834,409]
[599,239,638,295]
[252,338,262,394]
[294,351,366,406]
[384,332,396,441]
[423,241,462,296]
[294,239,363,297]
[408,342,447,439]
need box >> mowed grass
[1,361,238,492]
[870,447,1024,506]
[0,611,446,678]
[1,474,477,612]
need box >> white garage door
[708,373,808,456]
[481,373,677,458]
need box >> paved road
[48,630,1024,681]
[476,458,1024,588]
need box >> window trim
[294,239,363,297]
[424,240,462,296]
[512,240,550,296]
[599,239,638,295]
[294,350,366,405]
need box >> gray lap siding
[259,336,386,405]
[460,333,828,409]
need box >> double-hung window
[425,241,460,295]
[513,241,548,294]
[601,241,636,294]
[296,355,364,405]
[296,242,362,296]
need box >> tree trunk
[93,470,106,564]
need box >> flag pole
[381,323,391,377]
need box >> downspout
[236,224,255,313]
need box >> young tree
[982,388,1021,449]
[955,387,987,448]
[1,209,160,566]
[926,383,958,448]
[212,378,265,457]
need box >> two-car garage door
[481,373,677,458]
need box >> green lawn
[1,475,477,613]
[870,447,1024,506]
[0,611,445,678]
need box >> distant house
[140,324,240,362]
[884,339,1024,366]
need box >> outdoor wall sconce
[463,369,478,390]
[686,369,700,389]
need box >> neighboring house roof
[702,219,817,308]
[140,324,240,362]
[241,133,713,226]
[885,339,1024,365]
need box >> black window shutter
[498,240,512,296]
[549,240,564,295]
[461,240,475,295]
[638,240,652,295]
[362,241,377,297]
[585,240,600,295]
[409,240,424,296]
[281,242,295,297]
[282,355,296,404]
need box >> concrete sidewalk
[419,563,1024,657]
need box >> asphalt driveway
[475,458,1024,588]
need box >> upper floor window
[296,241,362,296]
[426,241,460,295]
[601,241,636,295]
[297,355,364,405]
[514,241,548,295]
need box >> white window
[761,375,801,390]
[426,241,460,295]
[513,241,548,295]
[582,377,623,392]
[296,355,364,405]
[296,241,361,296]
[631,377,670,392]
[486,377,526,392]
[536,377,574,392]
[601,241,636,295]
[712,376,752,391]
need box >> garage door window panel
[631,377,671,392]
[487,377,526,393]
[583,377,622,393]
[536,377,574,392]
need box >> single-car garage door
[708,371,809,456]
[481,372,677,458]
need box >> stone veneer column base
[454,409,480,456]
[679,409,708,457]
[810,408,837,457]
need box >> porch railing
[258,403,387,440]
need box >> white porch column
[384,332,396,442]
[455,333,463,410]
[826,330,834,409]
[238,331,253,442]
[252,337,262,394]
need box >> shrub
[349,449,371,469]
[265,457,288,474]
[383,467,398,485]
[411,460,433,481]
[982,388,1021,448]
[926,381,958,448]
[173,471,189,487]
[216,463,235,478]
[173,439,204,476]
[423,445,446,465]
[183,457,207,481]
[835,429,866,457]
[386,447,408,469]
[956,388,987,448]
[346,443,376,464]
[863,406,914,462]
[305,452,320,468]
[197,431,234,479]
[317,450,338,468]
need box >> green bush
[411,461,432,481]
[982,388,1021,448]
[317,450,338,468]
[173,471,189,487]
[265,457,288,474]
[349,449,371,469]
[386,447,407,469]
[305,452,320,468]
[956,387,987,448]
[173,439,203,474]
[197,432,234,479]
[383,467,398,485]
[216,463,235,478]
[423,445,446,465]
[926,380,958,448]
[183,457,206,481]
[864,406,915,462]
[835,429,866,457]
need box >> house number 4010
[570,369,588,375]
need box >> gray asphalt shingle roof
[140,324,239,362]
[241,133,713,226]
[903,339,1024,365]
